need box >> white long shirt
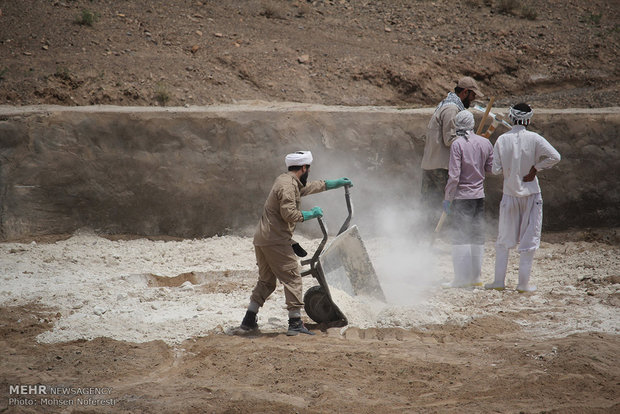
[492,125,561,197]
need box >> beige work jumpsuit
[251,172,326,311]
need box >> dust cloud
[301,147,437,307]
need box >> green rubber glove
[302,206,323,221]
[325,177,353,190]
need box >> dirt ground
[1,0,618,108]
[1,305,618,413]
[1,1,619,413]
[1,228,619,413]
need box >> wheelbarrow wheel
[304,285,338,323]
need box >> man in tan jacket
[239,151,353,336]
[421,76,483,232]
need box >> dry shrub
[260,1,286,19]
[295,3,311,18]
[154,83,170,105]
[464,0,482,7]
[496,0,517,15]
[521,5,537,20]
[75,9,100,26]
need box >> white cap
[285,151,313,167]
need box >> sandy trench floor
[0,228,619,413]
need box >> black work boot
[240,310,258,331]
[286,317,315,336]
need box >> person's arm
[444,141,462,202]
[523,136,561,182]
[534,136,561,171]
[278,186,304,223]
[485,141,494,174]
[440,106,459,147]
[300,180,326,196]
[492,139,503,175]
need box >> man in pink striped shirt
[442,110,494,288]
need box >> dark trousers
[421,169,449,233]
[450,198,485,245]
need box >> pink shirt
[444,131,494,201]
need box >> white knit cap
[285,151,313,167]
[455,110,475,131]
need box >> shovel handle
[476,96,495,135]
[434,211,447,233]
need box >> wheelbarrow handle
[337,184,353,236]
[301,216,329,267]
[301,184,351,269]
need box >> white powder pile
[1,229,618,344]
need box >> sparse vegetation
[295,3,310,18]
[464,0,482,7]
[75,9,100,26]
[260,1,286,19]
[496,0,517,15]
[580,12,603,26]
[588,12,602,25]
[54,67,71,81]
[0,0,616,108]
[154,83,170,105]
[521,5,537,20]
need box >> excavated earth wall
[0,104,618,241]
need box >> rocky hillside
[0,0,618,108]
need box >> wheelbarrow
[301,185,386,326]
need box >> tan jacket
[253,172,326,246]
[421,104,459,170]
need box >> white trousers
[496,193,543,252]
[447,244,484,287]
[493,193,542,290]
[493,245,536,288]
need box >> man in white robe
[485,103,561,292]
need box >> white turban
[285,151,313,167]
[509,105,534,124]
[455,110,475,134]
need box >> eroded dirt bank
[1,105,619,241]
